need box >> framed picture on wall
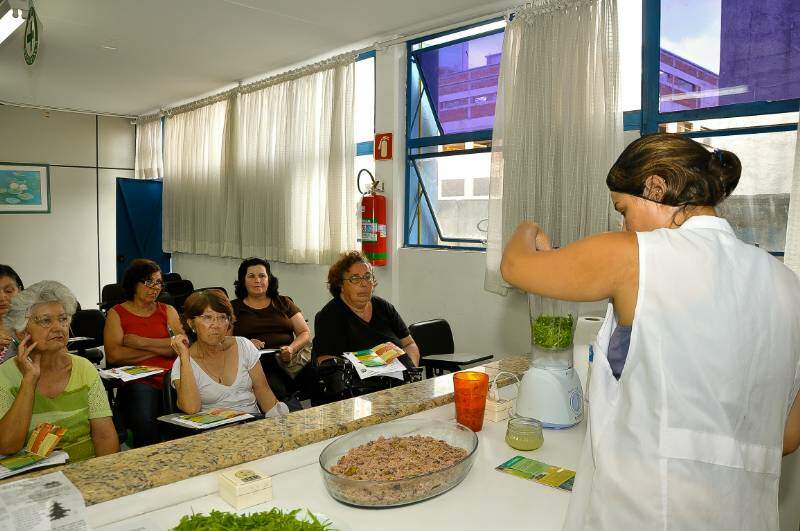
[0,162,51,214]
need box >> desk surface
[423,353,494,365]
[89,399,586,531]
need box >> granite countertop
[0,356,530,505]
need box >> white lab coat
[564,216,800,530]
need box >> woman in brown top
[231,258,311,406]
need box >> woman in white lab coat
[501,133,800,530]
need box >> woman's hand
[511,221,552,252]
[170,334,191,359]
[278,345,294,363]
[250,338,265,349]
[122,334,146,348]
[14,335,41,383]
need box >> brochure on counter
[99,365,165,382]
[0,471,89,531]
[170,407,254,429]
[0,423,69,479]
[496,455,576,492]
[343,343,406,380]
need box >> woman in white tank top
[501,133,800,530]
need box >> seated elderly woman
[0,281,119,462]
[0,264,24,363]
[312,252,420,399]
[104,259,184,447]
[170,290,289,418]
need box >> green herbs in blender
[531,314,574,350]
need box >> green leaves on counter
[173,508,335,530]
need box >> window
[636,0,800,255]
[405,21,505,249]
[355,52,376,183]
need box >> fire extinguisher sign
[374,133,393,160]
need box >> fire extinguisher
[358,169,387,266]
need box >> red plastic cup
[453,371,489,432]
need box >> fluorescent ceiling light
[0,8,25,46]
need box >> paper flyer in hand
[171,408,254,429]
[99,365,165,382]
[0,423,67,472]
[496,455,576,492]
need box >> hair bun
[707,148,742,200]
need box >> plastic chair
[165,279,195,312]
[69,309,106,364]
[161,367,179,414]
[163,272,182,283]
[99,283,125,312]
[408,318,455,377]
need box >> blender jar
[528,293,577,370]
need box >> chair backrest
[408,319,455,358]
[193,286,229,298]
[100,283,125,312]
[70,310,106,346]
[162,367,179,414]
[163,272,182,282]
[165,279,195,311]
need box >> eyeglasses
[196,314,231,325]
[344,273,376,285]
[142,279,163,289]
[30,314,71,328]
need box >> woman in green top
[0,281,118,462]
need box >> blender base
[516,365,584,429]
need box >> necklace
[197,340,227,384]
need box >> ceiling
[0,0,517,116]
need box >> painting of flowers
[0,163,50,213]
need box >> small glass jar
[505,415,544,451]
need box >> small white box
[219,468,273,510]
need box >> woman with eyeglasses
[0,264,24,363]
[231,258,312,407]
[103,259,184,447]
[0,281,119,461]
[312,252,420,399]
[169,290,288,418]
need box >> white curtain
[134,118,163,179]
[225,59,357,264]
[162,100,230,256]
[161,56,356,264]
[784,116,800,272]
[484,0,622,294]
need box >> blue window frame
[355,50,376,157]
[404,20,505,250]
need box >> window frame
[355,50,377,157]
[627,0,799,257]
[404,19,505,251]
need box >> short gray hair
[3,280,78,333]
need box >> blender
[515,294,584,428]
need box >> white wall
[0,106,135,308]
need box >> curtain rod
[0,99,136,120]
[140,2,524,121]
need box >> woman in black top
[313,251,420,367]
[231,258,311,404]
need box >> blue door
[116,178,170,282]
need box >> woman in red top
[104,259,184,447]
